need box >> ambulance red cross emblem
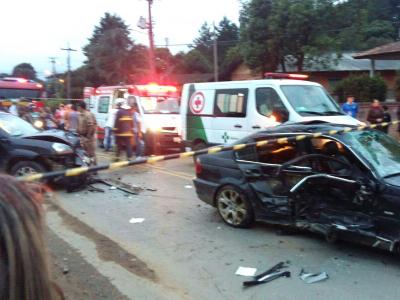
[189,92,205,114]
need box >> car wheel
[10,161,46,177]
[216,185,254,228]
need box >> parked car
[194,121,400,252]
[0,112,90,185]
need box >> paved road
[47,151,400,300]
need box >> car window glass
[256,87,289,118]
[235,144,257,161]
[257,142,299,164]
[214,89,248,118]
[98,96,110,113]
[310,138,351,174]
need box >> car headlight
[52,143,73,155]
[33,120,43,128]
[148,122,162,132]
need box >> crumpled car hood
[22,129,80,148]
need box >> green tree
[83,13,133,85]
[12,63,37,80]
[240,0,339,73]
[334,74,387,102]
[239,0,275,74]
[216,17,240,79]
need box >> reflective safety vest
[114,108,134,137]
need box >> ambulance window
[98,96,110,113]
[256,88,289,122]
[214,89,248,117]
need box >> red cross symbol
[190,92,205,114]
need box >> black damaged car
[0,112,91,182]
[194,122,400,252]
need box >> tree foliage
[334,74,387,102]
[83,13,133,85]
[12,63,37,80]
[239,0,399,73]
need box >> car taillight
[195,158,202,175]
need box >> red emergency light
[136,83,178,96]
[264,73,309,80]
[16,78,28,83]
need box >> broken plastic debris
[129,218,145,224]
[184,185,193,189]
[109,186,117,190]
[299,269,329,284]
[235,266,257,277]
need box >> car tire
[10,161,46,177]
[215,185,254,228]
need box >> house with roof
[230,52,400,101]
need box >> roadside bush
[334,74,387,102]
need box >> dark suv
[0,112,90,181]
[194,122,400,253]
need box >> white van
[181,74,361,150]
[85,84,182,154]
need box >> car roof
[241,121,358,142]
[185,79,320,89]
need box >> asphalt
[46,150,400,300]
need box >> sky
[0,0,241,79]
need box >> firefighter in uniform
[114,99,134,161]
[77,101,97,165]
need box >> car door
[292,137,375,229]
[235,136,313,222]
[211,88,250,144]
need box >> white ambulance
[181,73,361,150]
[85,83,182,154]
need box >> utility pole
[213,22,219,82]
[49,57,57,97]
[147,0,156,81]
[61,45,77,99]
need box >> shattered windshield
[281,85,342,116]
[0,113,39,136]
[340,130,400,178]
[140,97,180,114]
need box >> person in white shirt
[103,102,119,151]
[9,100,18,116]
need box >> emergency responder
[77,101,97,165]
[114,98,134,161]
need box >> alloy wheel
[217,189,248,226]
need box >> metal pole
[213,22,219,82]
[370,59,375,78]
[61,46,77,99]
[147,0,156,81]
[49,57,57,97]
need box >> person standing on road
[55,103,65,130]
[342,95,359,119]
[63,104,72,131]
[9,99,19,116]
[367,99,385,129]
[104,103,118,152]
[68,104,79,133]
[382,105,392,134]
[77,101,97,165]
[114,99,134,161]
[132,103,144,158]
